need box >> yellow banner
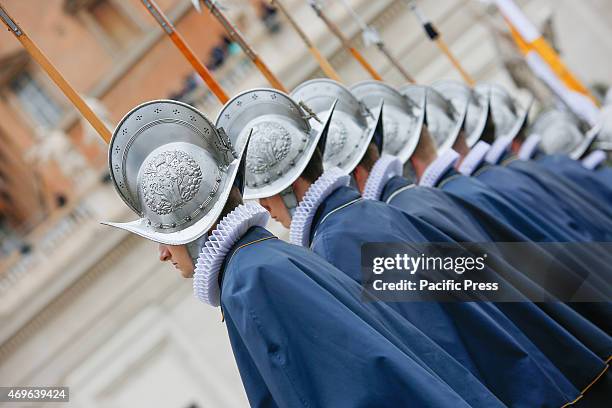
[506,18,599,107]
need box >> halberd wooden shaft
[141,0,230,104]
[435,37,475,86]
[309,2,383,80]
[336,0,414,83]
[200,0,287,92]
[270,0,343,82]
[406,0,475,85]
[375,40,415,83]
[0,3,112,143]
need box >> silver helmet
[530,109,583,155]
[477,83,533,141]
[432,79,489,148]
[215,88,336,201]
[535,111,605,160]
[399,84,467,154]
[102,100,243,246]
[291,78,384,173]
[350,80,423,163]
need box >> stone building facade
[0,0,228,248]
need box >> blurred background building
[0,0,610,406]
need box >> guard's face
[259,194,291,228]
[158,244,195,278]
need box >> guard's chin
[279,218,291,229]
[271,214,289,229]
[181,268,195,279]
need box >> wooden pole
[200,0,287,92]
[406,0,475,86]
[270,0,343,82]
[434,37,475,86]
[337,0,415,83]
[309,1,383,81]
[0,4,112,143]
[376,42,415,83]
[141,0,229,103]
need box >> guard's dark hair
[356,142,380,172]
[480,112,496,144]
[219,186,244,220]
[414,127,438,162]
[301,147,324,183]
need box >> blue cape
[537,154,612,206]
[475,158,612,241]
[383,175,611,348]
[384,176,610,291]
[221,226,503,407]
[510,157,612,220]
[436,168,612,334]
[595,166,612,188]
[306,186,607,406]
[384,176,609,285]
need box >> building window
[10,72,64,128]
[83,0,141,52]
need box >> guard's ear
[316,99,339,157]
[372,101,385,154]
[233,128,253,195]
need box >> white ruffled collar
[419,149,460,187]
[289,168,350,247]
[193,202,270,307]
[362,154,404,200]
[485,136,513,165]
[518,133,541,161]
[459,141,491,176]
[582,150,607,170]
